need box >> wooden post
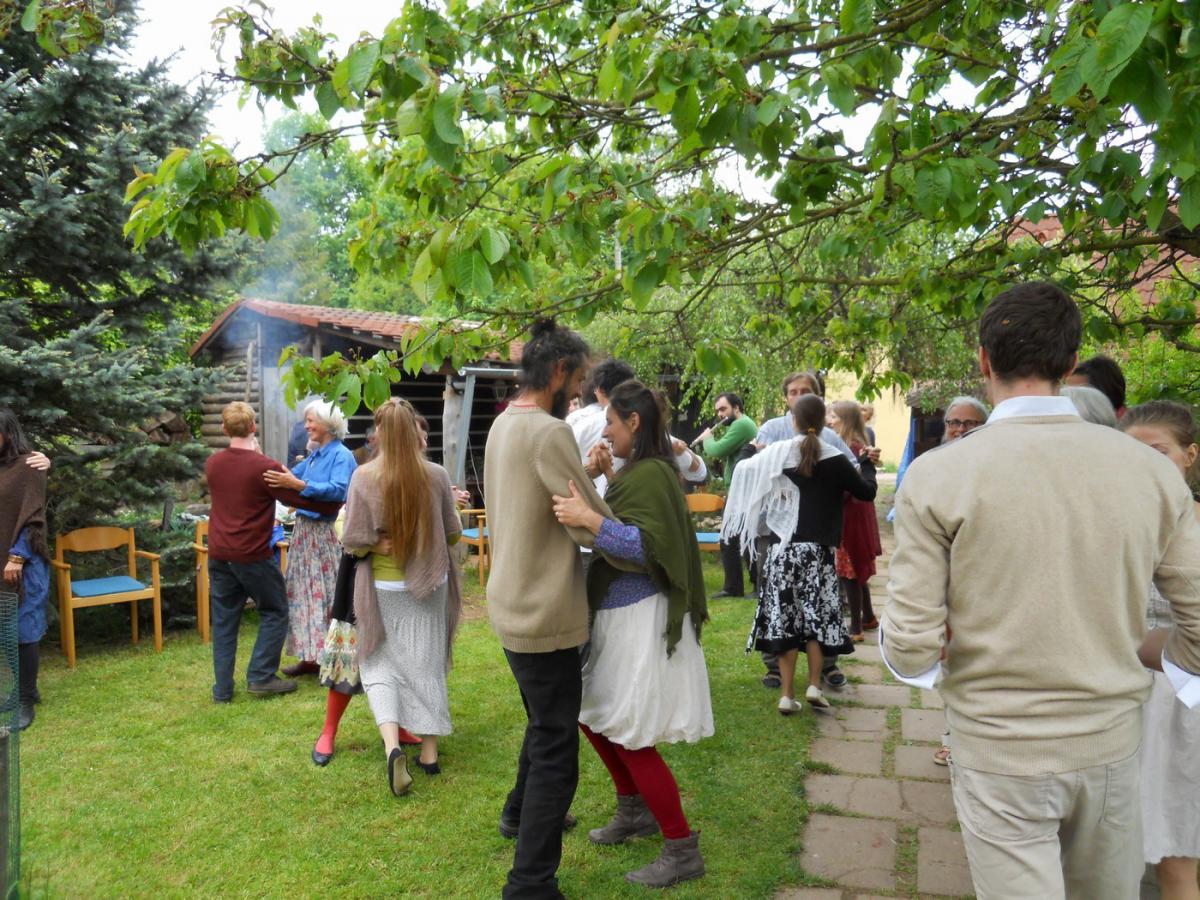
[441,375,463,477]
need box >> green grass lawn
[21,560,824,898]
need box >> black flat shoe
[388,747,412,796]
[414,758,441,776]
[17,702,33,731]
[312,744,332,767]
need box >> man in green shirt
[698,392,758,598]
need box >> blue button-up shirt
[291,440,356,519]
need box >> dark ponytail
[792,394,826,477]
[0,408,31,464]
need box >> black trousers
[719,535,757,595]
[501,646,583,900]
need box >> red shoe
[861,618,880,631]
[397,728,422,745]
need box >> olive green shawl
[587,457,708,656]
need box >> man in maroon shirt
[205,402,341,702]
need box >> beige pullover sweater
[885,413,1200,776]
[484,404,614,653]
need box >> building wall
[823,371,910,467]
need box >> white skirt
[1140,670,1200,862]
[580,592,714,750]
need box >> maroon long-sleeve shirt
[204,448,342,562]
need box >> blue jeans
[501,646,582,900]
[208,558,289,700]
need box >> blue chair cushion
[695,531,721,545]
[462,527,490,540]
[70,576,148,598]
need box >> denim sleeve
[298,448,355,502]
[595,518,645,564]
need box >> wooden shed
[190,298,520,498]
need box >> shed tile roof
[191,298,522,362]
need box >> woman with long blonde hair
[341,398,463,795]
[827,400,882,641]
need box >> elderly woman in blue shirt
[265,400,357,675]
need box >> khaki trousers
[950,751,1142,900]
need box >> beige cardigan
[341,458,462,660]
[885,414,1200,776]
[483,404,616,653]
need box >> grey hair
[1060,385,1117,428]
[304,399,348,440]
[944,396,989,422]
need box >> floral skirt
[748,542,852,656]
[284,516,341,661]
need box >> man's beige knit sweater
[885,412,1200,776]
[484,404,614,653]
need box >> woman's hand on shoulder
[552,480,603,534]
[25,452,50,472]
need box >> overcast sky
[127,1,400,155]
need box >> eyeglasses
[945,419,984,429]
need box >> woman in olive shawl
[0,409,49,731]
[553,380,712,889]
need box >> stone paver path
[777,481,976,899]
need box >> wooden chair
[193,520,211,643]
[460,509,489,583]
[51,526,162,668]
[194,520,290,643]
[685,493,725,553]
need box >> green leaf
[432,85,464,146]
[1146,187,1168,231]
[347,42,381,94]
[839,0,873,34]
[755,93,786,127]
[695,345,722,375]
[454,250,494,298]
[395,98,423,136]
[20,0,39,32]
[671,86,700,138]
[364,371,391,411]
[597,54,619,101]
[914,165,952,218]
[315,82,341,120]
[1095,4,1153,72]
[699,103,736,146]
[175,150,207,194]
[479,227,510,264]
[422,128,458,171]
[1179,179,1200,231]
[631,261,665,309]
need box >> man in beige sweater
[485,320,615,900]
[882,282,1200,900]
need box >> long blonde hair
[831,400,868,449]
[374,398,432,564]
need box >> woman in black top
[747,394,877,713]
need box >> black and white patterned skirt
[747,542,852,656]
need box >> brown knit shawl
[341,458,463,660]
[0,455,48,560]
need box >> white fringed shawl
[719,436,842,563]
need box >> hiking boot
[247,676,298,696]
[821,666,846,690]
[625,830,705,888]
[589,794,660,845]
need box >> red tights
[580,723,690,839]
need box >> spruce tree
[0,0,243,528]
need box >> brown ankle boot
[588,794,660,845]
[625,830,705,888]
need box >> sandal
[933,746,951,766]
[849,632,865,643]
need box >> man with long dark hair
[484,319,615,899]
